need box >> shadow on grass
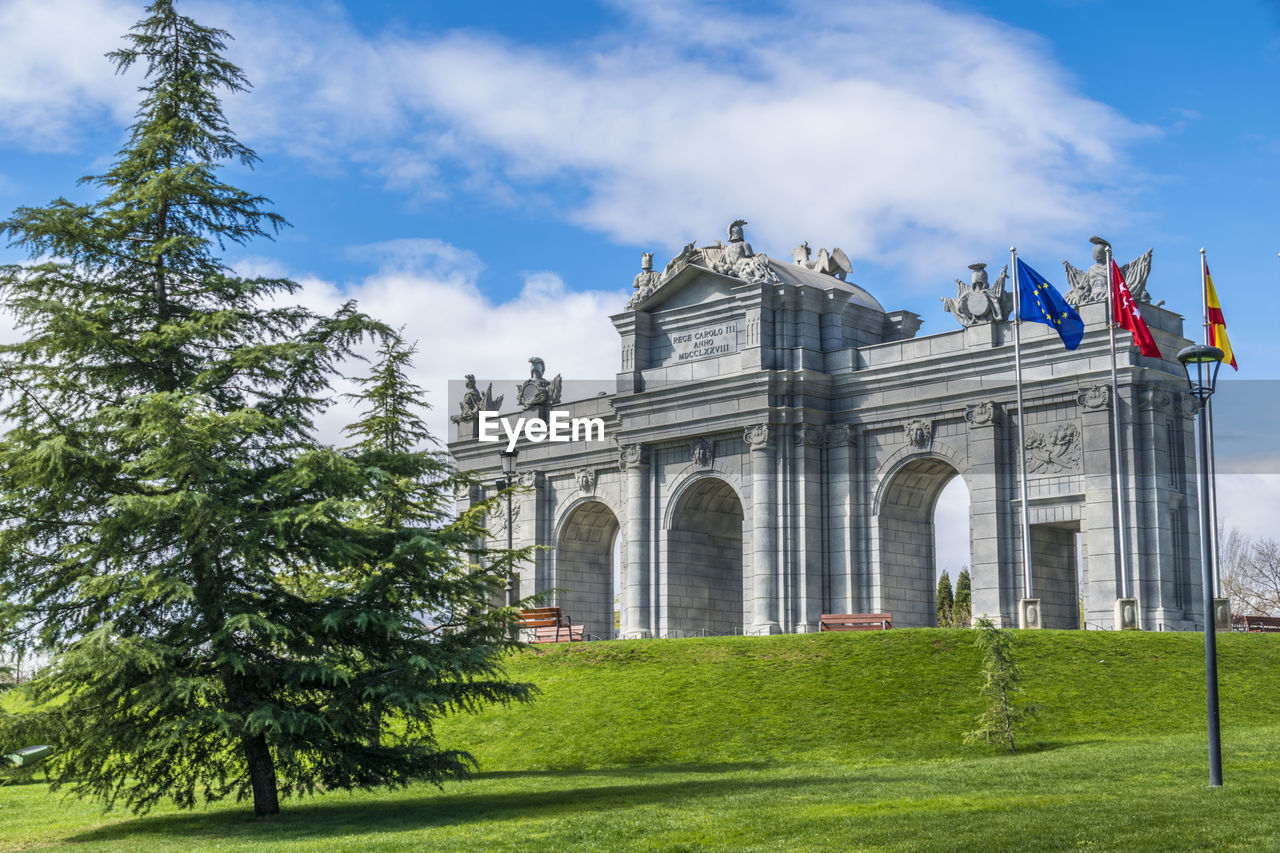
[67,764,851,844]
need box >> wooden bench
[819,613,893,631]
[517,607,585,643]
[1244,615,1280,633]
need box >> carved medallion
[904,418,932,449]
[1178,393,1202,419]
[690,438,714,468]
[825,423,855,446]
[1077,385,1111,410]
[618,443,647,470]
[744,423,773,450]
[1024,423,1082,474]
[964,401,1000,427]
[1139,385,1174,413]
[575,467,596,494]
[795,424,825,447]
[517,471,539,488]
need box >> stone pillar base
[1213,598,1231,632]
[750,621,781,636]
[1115,597,1138,630]
[1019,598,1042,629]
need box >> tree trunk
[243,732,280,816]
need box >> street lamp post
[1178,343,1225,788]
[496,450,518,612]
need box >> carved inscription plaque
[669,322,739,362]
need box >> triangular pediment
[632,264,746,313]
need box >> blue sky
[1,0,1278,543]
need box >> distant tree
[0,1,527,817]
[964,617,1036,753]
[954,569,972,628]
[936,571,955,627]
[1219,527,1280,617]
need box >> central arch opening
[555,501,620,640]
[878,457,969,627]
[666,477,744,637]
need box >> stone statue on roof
[451,374,503,423]
[1062,236,1155,307]
[941,262,1009,327]
[516,356,562,408]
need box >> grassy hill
[4,629,1280,851]
[436,628,1280,769]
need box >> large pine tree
[0,0,526,816]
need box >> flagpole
[1107,247,1134,613]
[1012,248,1034,617]
[1201,248,1221,596]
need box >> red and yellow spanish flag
[1204,257,1238,370]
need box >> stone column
[964,401,1014,626]
[619,444,651,638]
[825,424,856,613]
[745,424,780,634]
[1078,384,1123,628]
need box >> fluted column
[745,424,780,634]
[619,444,650,638]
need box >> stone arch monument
[450,223,1204,635]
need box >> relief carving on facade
[690,438,714,468]
[1077,385,1111,410]
[1178,393,1202,419]
[795,423,826,447]
[575,467,596,494]
[744,423,774,450]
[487,499,520,539]
[1024,423,1082,475]
[1140,385,1174,413]
[964,400,1001,427]
[618,443,647,470]
[904,418,933,449]
[825,423,855,446]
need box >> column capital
[618,443,648,470]
[744,423,774,450]
[964,400,1002,428]
[1077,384,1111,410]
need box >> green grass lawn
[3,629,1279,851]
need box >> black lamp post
[496,450,518,611]
[1178,343,1225,788]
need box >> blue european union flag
[1016,257,1084,350]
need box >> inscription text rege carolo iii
[478,411,607,452]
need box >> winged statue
[1062,236,1156,307]
[941,262,1009,327]
[452,374,504,423]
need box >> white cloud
[193,0,1148,278]
[0,0,137,148]
[2,0,1150,278]
[235,239,625,447]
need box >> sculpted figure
[941,262,1008,327]
[792,241,852,280]
[451,373,503,423]
[1063,236,1155,307]
[626,251,664,310]
[713,219,778,284]
[515,356,562,408]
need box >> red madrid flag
[1110,258,1162,358]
